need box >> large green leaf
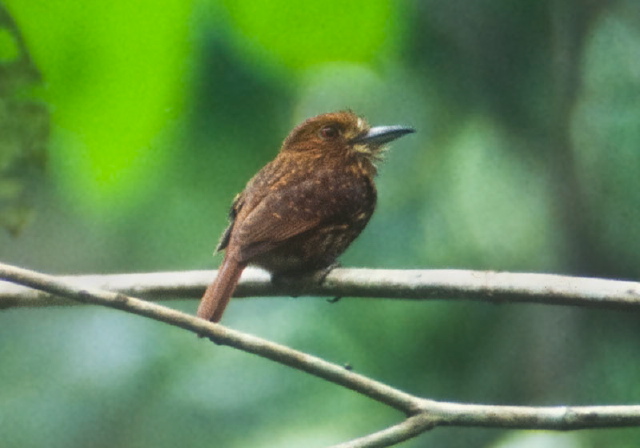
[5,0,192,213]
[220,0,397,71]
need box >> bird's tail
[197,254,246,323]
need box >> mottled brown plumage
[197,111,414,322]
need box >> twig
[1,261,640,448]
[330,414,437,448]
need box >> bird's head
[281,111,414,163]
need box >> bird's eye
[319,125,340,140]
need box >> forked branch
[1,261,640,448]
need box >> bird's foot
[271,262,341,297]
[313,261,341,284]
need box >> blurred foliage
[1,0,640,447]
[6,0,190,215]
[220,0,397,70]
[0,4,48,235]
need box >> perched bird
[197,111,414,322]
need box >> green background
[1,0,640,446]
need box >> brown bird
[197,111,414,322]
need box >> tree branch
[1,267,639,311]
[0,262,423,415]
[2,261,640,448]
[330,414,437,448]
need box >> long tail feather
[197,254,246,323]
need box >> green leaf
[220,0,397,71]
[5,0,192,214]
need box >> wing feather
[231,165,373,263]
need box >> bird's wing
[231,170,373,263]
[215,192,244,252]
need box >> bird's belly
[250,221,367,275]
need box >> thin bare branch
[330,414,437,448]
[0,262,423,415]
[2,261,640,448]
[430,401,640,429]
[1,268,639,311]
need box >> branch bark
[1,261,640,448]
[1,267,639,310]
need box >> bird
[197,110,414,323]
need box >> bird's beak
[351,125,415,146]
